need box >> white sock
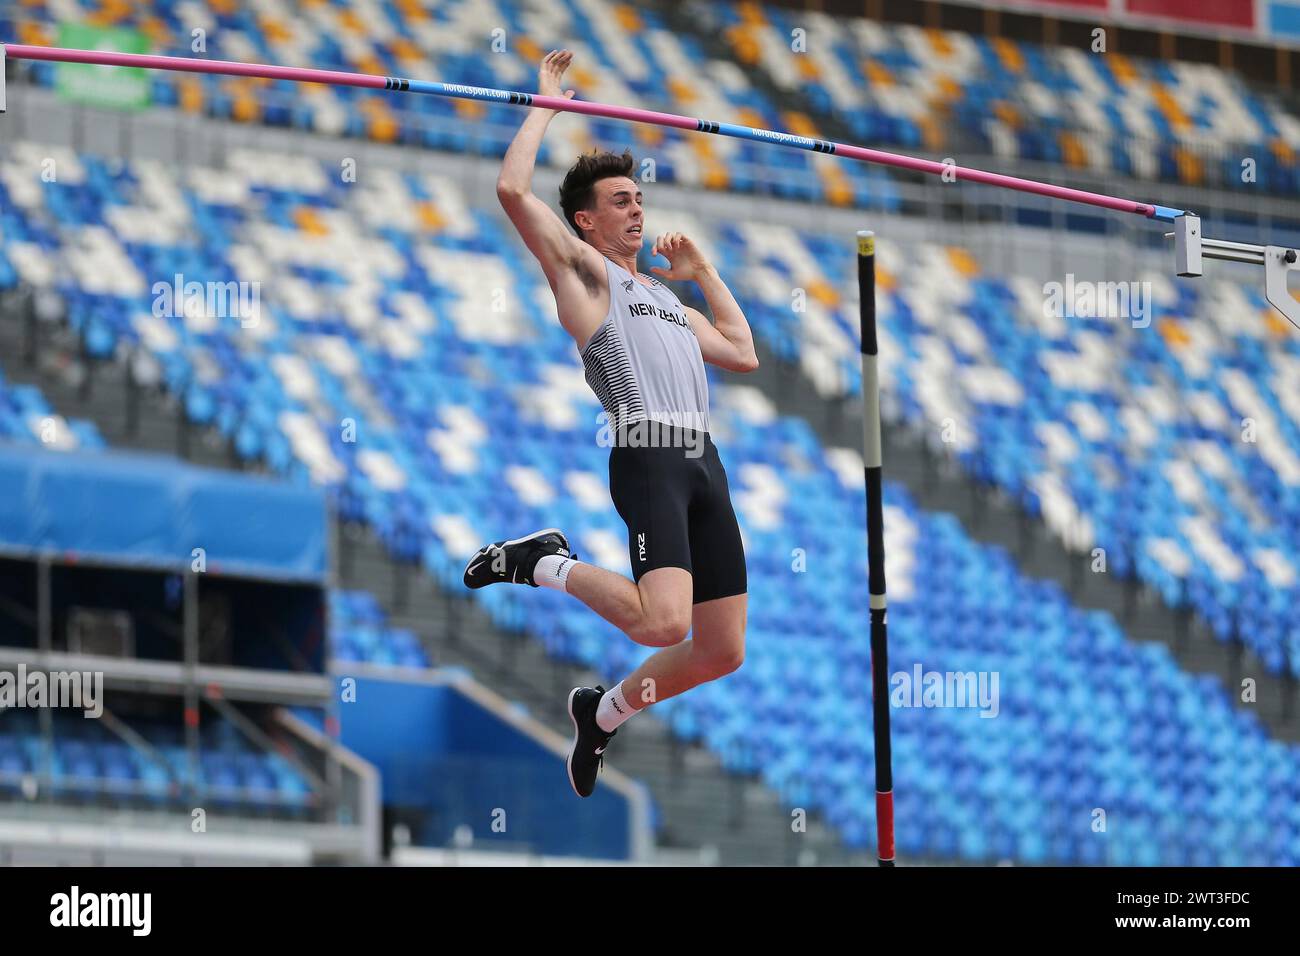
[534,554,577,592]
[596,682,637,733]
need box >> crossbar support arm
[1171,214,1300,329]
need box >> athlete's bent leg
[565,564,692,648]
[563,578,746,799]
[613,592,746,708]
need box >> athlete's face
[587,177,643,254]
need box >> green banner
[55,24,152,111]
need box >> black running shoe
[566,685,616,798]
[462,528,573,589]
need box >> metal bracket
[1169,213,1300,330]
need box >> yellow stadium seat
[992,38,1024,73]
[140,16,172,46]
[359,97,400,141]
[1174,146,1203,185]
[727,26,761,66]
[516,37,544,63]
[389,38,423,63]
[703,162,730,189]
[927,28,954,58]
[824,181,853,207]
[783,112,820,137]
[614,6,642,31]
[179,78,204,114]
[232,93,261,124]
[934,75,963,104]
[1266,310,1295,339]
[797,57,821,81]
[258,17,293,45]
[1059,132,1088,169]
[668,78,696,104]
[1151,83,1190,133]
[1109,54,1137,85]
[865,61,893,87]
[946,247,980,278]
[808,278,842,306]
[918,115,944,151]
[293,208,330,237]
[356,54,386,77]
[635,124,665,147]
[738,1,767,26]
[395,0,426,20]
[1159,319,1190,348]
[416,202,446,232]
[455,99,487,120]
[18,21,51,45]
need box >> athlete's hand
[539,50,576,101]
[650,233,712,283]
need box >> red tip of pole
[876,789,895,863]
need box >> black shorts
[607,424,747,605]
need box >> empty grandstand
[1,0,1298,874]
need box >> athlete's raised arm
[497,50,606,343]
[496,52,579,269]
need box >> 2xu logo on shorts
[638,532,647,562]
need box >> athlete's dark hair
[559,149,637,239]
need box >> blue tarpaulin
[0,443,326,582]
